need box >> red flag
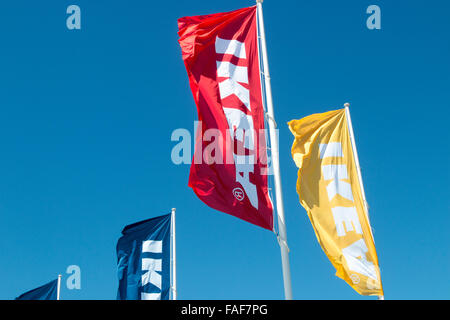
[178,6,274,230]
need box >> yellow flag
[288,108,384,296]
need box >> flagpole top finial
[256,0,264,3]
[344,102,350,108]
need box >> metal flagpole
[344,103,384,300]
[56,274,62,300]
[171,208,177,300]
[256,0,293,300]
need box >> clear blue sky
[0,0,448,300]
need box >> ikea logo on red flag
[177,6,274,231]
[216,36,258,210]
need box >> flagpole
[344,103,384,300]
[56,274,62,300]
[344,104,370,218]
[256,0,293,300]
[171,208,177,300]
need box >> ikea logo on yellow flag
[288,108,383,297]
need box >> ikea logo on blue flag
[116,213,172,300]
[141,240,163,300]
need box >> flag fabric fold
[177,6,274,230]
[15,278,58,300]
[288,108,383,296]
[116,214,171,300]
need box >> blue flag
[15,279,58,300]
[116,213,172,300]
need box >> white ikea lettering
[216,36,257,209]
[215,37,246,58]
[217,59,251,110]
[319,142,343,159]
[218,78,251,111]
[322,164,348,180]
[142,240,162,253]
[141,240,162,300]
[320,143,358,233]
[331,206,363,236]
[215,37,250,111]
[321,142,377,285]
[142,258,161,287]
[342,239,378,280]
[322,164,354,201]
[222,108,254,151]
[234,155,258,209]
[217,61,249,84]
[141,292,161,300]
